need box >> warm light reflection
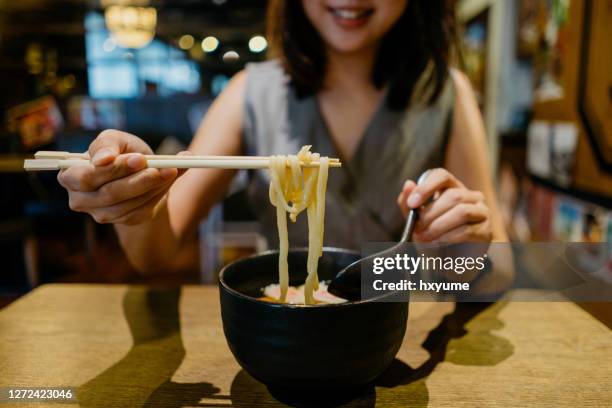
[104,5,157,49]
[222,50,239,62]
[248,35,267,53]
[201,36,219,53]
[178,34,194,50]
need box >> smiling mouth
[328,7,375,21]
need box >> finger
[407,168,465,209]
[89,184,169,224]
[415,202,488,242]
[397,192,408,217]
[417,189,484,231]
[89,129,153,166]
[58,153,148,192]
[99,169,174,208]
[68,167,176,208]
[112,190,168,225]
[397,179,416,217]
[58,165,98,192]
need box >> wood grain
[0,284,610,407]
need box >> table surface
[0,284,610,407]
[0,155,28,173]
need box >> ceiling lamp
[178,34,195,50]
[201,36,219,53]
[104,1,157,49]
[248,35,267,53]
[222,50,239,62]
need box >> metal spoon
[328,170,431,301]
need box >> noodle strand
[268,146,329,305]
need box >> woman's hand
[397,168,492,243]
[57,129,183,225]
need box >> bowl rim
[218,246,405,308]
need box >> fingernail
[159,168,176,180]
[92,149,114,165]
[408,193,422,208]
[127,154,144,169]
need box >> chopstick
[24,152,342,171]
[34,151,341,163]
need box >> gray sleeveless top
[242,60,454,250]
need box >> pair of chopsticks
[23,151,342,171]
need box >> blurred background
[0,0,610,305]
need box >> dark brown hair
[267,0,457,110]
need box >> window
[85,12,201,98]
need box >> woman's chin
[325,38,377,56]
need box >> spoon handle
[399,170,431,243]
[400,209,419,243]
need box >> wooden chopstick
[34,151,340,163]
[24,157,342,171]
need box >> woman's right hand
[57,129,182,225]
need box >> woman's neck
[323,46,378,94]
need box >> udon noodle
[268,146,329,305]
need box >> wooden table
[0,284,610,407]
[0,155,28,173]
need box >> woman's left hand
[397,168,492,243]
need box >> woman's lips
[327,7,374,28]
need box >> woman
[57,0,511,288]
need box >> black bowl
[219,248,409,405]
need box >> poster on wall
[526,182,556,240]
[575,210,612,284]
[517,0,541,58]
[527,120,551,178]
[553,198,583,241]
[532,0,572,102]
[5,96,64,149]
[527,121,577,186]
[581,207,607,243]
[550,122,578,187]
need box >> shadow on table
[77,287,229,408]
[373,301,514,407]
[229,301,514,407]
[76,288,513,407]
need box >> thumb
[89,130,152,167]
[89,130,129,166]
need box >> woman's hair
[267,0,457,110]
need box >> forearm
[114,71,245,273]
[114,194,181,274]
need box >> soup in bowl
[219,247,409,404]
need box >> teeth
[333,8,368,20]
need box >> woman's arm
[396,69,506,242]
[445,69,507,243]
[397,69,514,292]
[444,69,514,292]
[114,71,246,272]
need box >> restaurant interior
[0,1,610,406]
[0,0,610,308]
